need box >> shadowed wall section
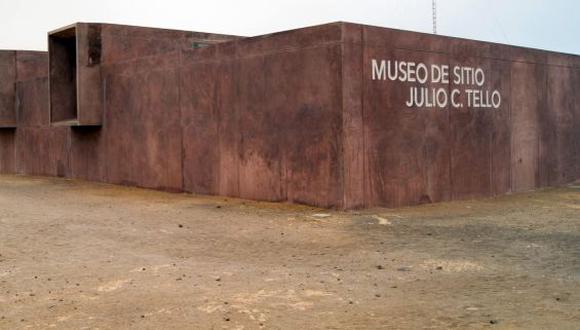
[0,22,578,209]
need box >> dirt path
[0,175,579,329]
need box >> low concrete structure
[0,22,578,209]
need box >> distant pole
[432,0,437,34]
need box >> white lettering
[416,63,428,84]
[451,89,461,108]
[475,68,485,86]
[492,90,501,108]
[371,59,501,112]
[372,59,386,80]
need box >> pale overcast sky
[0,0,578,55]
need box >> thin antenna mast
[432,0,437,34]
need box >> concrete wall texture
[0,22,578,209]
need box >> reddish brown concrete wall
[66,22,345,207]
[0,51,16,173]
[342,23,579,208]
[0,51,17,128]
[0,129,15,173]
[67,23,345,206]
[49,23,240,126]
[16,51,70,177]
[0,22,578,209]
[179,23,344,207]
[2,24,239,188]
[62,24,240,191]
[0,51,68,176]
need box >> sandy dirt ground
[0,175,578,329]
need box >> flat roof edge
[336,21,580,57]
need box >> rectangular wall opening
[49,27,78,124]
